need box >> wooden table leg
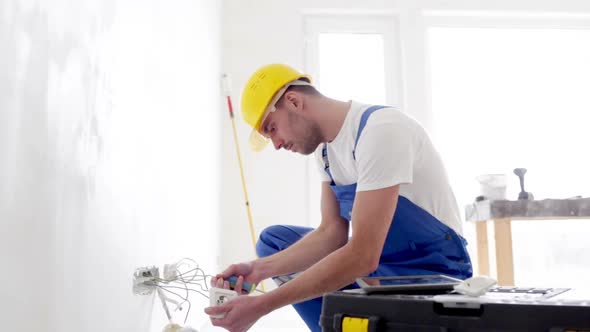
[494,218,514,286]
[475,221,490,276]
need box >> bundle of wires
[154,258,213,324]
[151,257,264,327]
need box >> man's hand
[207,266,268,331]
[205,293,270,332]
[211,262,262,294]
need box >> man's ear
[284,92,303,111]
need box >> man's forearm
[254,222,348,281]
[253,186,397,317]
[259,241,375,312]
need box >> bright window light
[429,27,590,289]
[318,33,387,104]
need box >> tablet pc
[356,274,462,294]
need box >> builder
[205,64,472,332]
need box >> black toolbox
[320,287,590,331]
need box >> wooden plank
[494,218,514,286]
[475,221,490,277]
[465,198,590,222]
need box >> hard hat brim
[249,130,269,152]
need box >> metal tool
[513,168,534,200]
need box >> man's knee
[256,225,309,258]
[256,225,287,258]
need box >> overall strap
[322,143,335,185]
[353,105,388,160]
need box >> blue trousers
[256,225,471,331]
[256,225,323,331]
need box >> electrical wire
[155,264,208,324]
[150,257,266,325]
[158,284,210,324]
[176,258,200,283]
[157,288,173,322]
[170,280,209,293]
[155,258,207,324]
[157,285,192,325]
[180,279,191,324]
[159,284,210,300]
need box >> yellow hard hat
[241,64,312,151]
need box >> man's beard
[288,110,324,155]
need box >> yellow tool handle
[222,74,265,292]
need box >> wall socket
[132,266,160,295]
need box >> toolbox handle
[334,313,379,332]
[433,302,485,317]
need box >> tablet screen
[359,275,460,286]
[356,275,462,293]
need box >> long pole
[222,74,265,292]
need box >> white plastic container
[476,174,507,200]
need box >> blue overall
[256,106,472,331]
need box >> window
[318,33,387,104]
[428,24,590,289]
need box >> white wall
[0,0,221,331]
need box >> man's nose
[272,137,283,150]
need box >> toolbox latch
[334,314,379,332]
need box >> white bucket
[476,174,507,200]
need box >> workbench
[465,198,590,285]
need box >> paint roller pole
[221,74,265,292]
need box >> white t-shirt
[314,101,463,235]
